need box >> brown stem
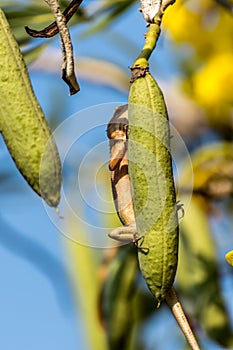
[25,0,82,38]
[166,287,201,350]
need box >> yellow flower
[193,53,233,108]
[163,1,202,43]
[163,0,233,58]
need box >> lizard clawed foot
[176,200,185,220]
[133,235,149,254]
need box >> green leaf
[64,219,108,350]
[101,245,138,350]
[177,196,233,347]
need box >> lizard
[107,104,201,350]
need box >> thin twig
[131,19,161,72]
[44,0,79,95]
[131,0,176,79]
[25,0,83,38]
[214,0,233,13]
[161,0,176,13]
[166,287,201,350]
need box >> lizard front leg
[108,223,137,244]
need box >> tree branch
[44,0,79,95]
[25,0,82,38]
[131,0,176,76]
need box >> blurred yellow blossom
[193,53,233,109]
[163,0,233,129]
[164,0,233,57]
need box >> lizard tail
[166,286,201,350]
